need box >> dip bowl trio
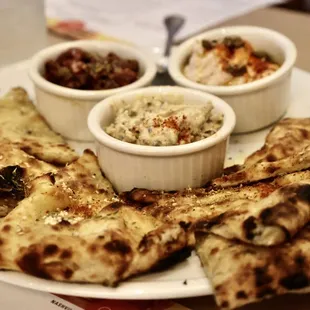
[29,26,297,192]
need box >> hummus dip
[184,36,280,86]
[105,95,223,146]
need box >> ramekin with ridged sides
[168,26,297,133]
[29,40,157,141]
[88,86,236,192]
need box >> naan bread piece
[245,118,310,167]
[0,150,191,285]
[124,169,310,248]
[0,88,77,165]
[195,182,310,246]
[213,145,310,188]
[0,143,56,182]
[122,182,278,225]
[0,143,57,218]
[225,118,310,176]
[196,226,310,309]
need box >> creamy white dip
[184,37,280,86]
[105,95,223,146]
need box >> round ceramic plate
[0,62,309,299]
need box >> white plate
[0,62,309,299]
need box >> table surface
[10,5,310,310]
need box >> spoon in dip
[157,14,185,73]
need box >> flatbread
[196,226,310,309]
[123,184,275,224]
[0,88,77,165]
[0,150,191,285]
[124,175,310,248]
[0,143,57,218]
[213,145,310,188]
[224,118,310,176]
[195,182,310,246]
[245,118,310,166]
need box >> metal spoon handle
[164,33,174,57]
[163,15,185,57]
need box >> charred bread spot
[19,146,31,154]
[226,171,246,183]
[47,173,56,184]
[279,272,309,290]
[256,287,276,299]
[58,219,71,226]
[260,203,298,225]
[97,188,108,194]
[243,216,257,240]
[88,244,97,253]
[236,290,247,299]
[214,285,222,292]
[17,252,51,279]
[2,225,11,232]
[43,158,68,167]
[43,244,59,256]
[150,205,174,218]
[266,154,277,162]
[0,166,25,198]
[288,197,297,204]
[51,225,61,231]
[220,301,229,308]
[295,184,310,202]
[179,221,191,231]
[195,214,225,231]
[138,235,153,253]
[83,149,95,156]
[67,205,93,218]
[295,255,305,267]
[196,211,245,232]
[104,240,131,255]
[266,165,279,174]
[223,164,242,175]
[60,250,72,259]
[0,238,4,246]
[300,128,309,139]
[125,188,160,205]
[77,173,87,179]
[254,267,273,287]
[63,268,73,279]
[210,248,219,255]
[105,202,123,211]
[150,247,192,272]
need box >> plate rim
[0,270,212,300]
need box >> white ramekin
[168,26,297,133]
[88,86,236,192]
[29,40,157,141]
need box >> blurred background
[277,0,310,11]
